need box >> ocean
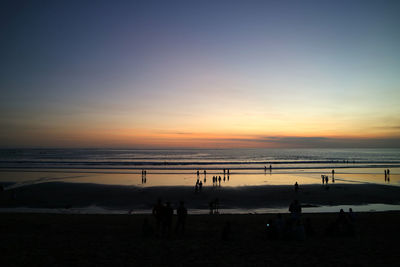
[1,148,400,214]
[1,148,400,170]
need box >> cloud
[240,136,400,148]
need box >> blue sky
[1,0,400,148]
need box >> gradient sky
[1,0,400,148]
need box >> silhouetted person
[163,202,173,236]
[289,200,302,220]
[204,170,206,175]
[197,170,199,176]
[221,221,231,241]
[384,170,387,181]
[294,182,299,193]
[175,201,187,234]
[269,165,272,171]
[325,176,328,184]
[332,169,335,183]
[227,169,230,175]
[223,169,226,174]
[214,198,219,213]
[348,208,356,223]
[209,200,214,214]
[322,175,325,184]
[152,198,164,234]
[387,169,390,175]
[223,175,226,182]
[227,175,229,181]
[218,176,221,184]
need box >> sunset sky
[1,0,400,148]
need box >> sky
[1,0,400,148]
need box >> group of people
[384,169,391,182]
[266,201,357,241]
[209,198,220,214]
[150,199,188,237]
[321,170,335,185]
[195,179,203,192]
[266,201,306,241]
[325,208,356,237]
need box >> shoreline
[1,182,400,212]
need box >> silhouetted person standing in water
[384,170,387,181]
[294,182,299,193]
[218,176,221,185]
[325,176,328,185]
[322,175,325,184]
[175,201,187,234]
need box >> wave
[1,160,400,166]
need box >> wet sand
[1,212,399,266]
[1,182,400,212]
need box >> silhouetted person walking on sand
[175,201,187,234]
[152,198,164,235]
[294,182,299,193]
[289,199,302,220]
[163,202,173,236]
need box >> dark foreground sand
[1,182,400,211]
[1,212,400,267]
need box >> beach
[1,212,399,266]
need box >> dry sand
[1,212,399,266]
